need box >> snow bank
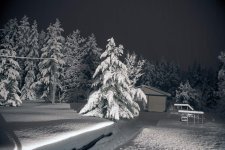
[92,119,141,150]
[0,102,114,150]
[22,121,113,150]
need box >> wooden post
[202,114,204,124]
[194,114,195,124]
[198,114,200,123]
[59,92,61,103]
[187,115,188,125]
[50,59,56,104]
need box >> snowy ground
[117,112,225,150]
[91,118,142,150]
[0,102,114,150]
[1,103,225,150]
[92,112,166,150]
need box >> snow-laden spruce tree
[1,18,18,41]
[17,16,31,88]
[80,38,146,120]
[36,30,46,84]
[140,59,181,96]
[81,34,102,89]
[0,18,21,106]
[218,52,225,98]
[140,60,155,86]
[17,16,30,57]
[21,21,39,101]
[176,80,201,109]
[38,19,65,103]
[125,52,145,86]
[38,30,46,46]
[38,30,46,55]
[0,32,21,106]
[217,51,225,113]
[63,30,86,89]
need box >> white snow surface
[0,102,114,150]
[21,121,113,150]
[119,120,225,150]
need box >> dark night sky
[1,0,225,70]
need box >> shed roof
[138,85,171,97]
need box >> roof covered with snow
[138,85,171,97]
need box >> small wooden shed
[138,85,171,112]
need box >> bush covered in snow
[175,80,201,109]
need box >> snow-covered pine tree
[80,38,146,120]
[140,59,181,97]
[217,51,225,113]
[81,34,102,90]
[17,16,30,57]
[0,20,21,106]
[139,60,155,86]
[21,20,39,101]
[36,30,46,82]
[200,69,217,109]
[1,18,18,42]
[125,52,145,86]
[38,30,46,53]
[17,16,31,88]
[187,62,204,89]
[38,19,65,103]
[165,62,181,96]
[154,59,172,92]
[176,80,201,109]
[63,30,86,89]
[218,52,225,98]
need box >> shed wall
[147,96,166,112]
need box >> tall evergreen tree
[63,30,86,89]
[186,63,217,110]
[153,59,175,92]
[17,16,30,57]
[0,19,21,106]
[81,34,102,90]
[125,52,145,86]
[218,52,225,97]
[21,20,39,100]
[36,30,46,82]
[217,51,225,113]
[140,59,181,96]
[200,69,217,109]
[139,60,155,86]
[80,38,146,120]
[17,16,31,88]
[38,19,65,103]
[38,30,46,53]
[166,62,181,96]
[187,62,204,89]
[1,18,18,42]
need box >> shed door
[148,96,166,112]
